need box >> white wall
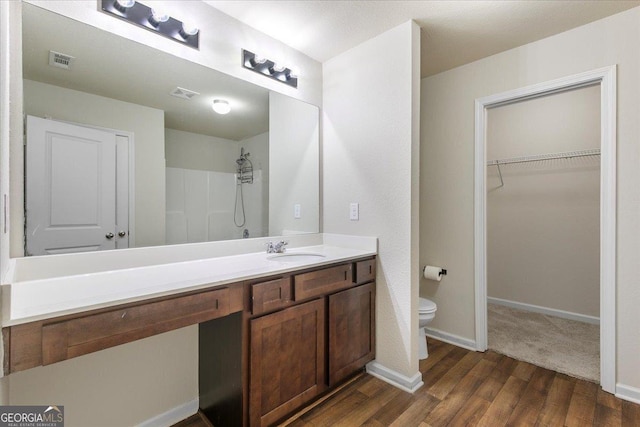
[487,86,601,317]
[269,92,319,235]
[7,327,197,427]
[0,0,20,403]
[24,79,166,248]
[166,168,266,242]
[165,128,239,173]
[323,21,421,379]
[421,7,640,392]
[0,0,22,281]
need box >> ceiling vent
[169,87,200,100]
[48,50,75,70]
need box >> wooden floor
[175,338,640,426]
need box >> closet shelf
[487,148,601,188]
[487,148,601,167]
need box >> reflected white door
[26,116,127,255]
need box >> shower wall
[165,128,268,243]
[166,168,265,243]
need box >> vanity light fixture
[242,49,298,88]
[212,99,231,115]
[101,0,200,49]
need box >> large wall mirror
[20,3,319,256]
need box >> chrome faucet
[266,240,288,254]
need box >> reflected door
[25,116,127,255]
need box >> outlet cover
[294,204,301,219]
[350,203,359,220]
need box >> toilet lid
[419,298,437,313]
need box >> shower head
[236,149,251,165]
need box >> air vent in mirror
[48,51,75,70]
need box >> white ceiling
[205,0,640,77]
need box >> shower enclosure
[166,146,266,244]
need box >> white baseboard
[488,297,600,325]
[137,398,199,427]
[366,361,423,393]
[616,383,640,405]
[425,328,477,352]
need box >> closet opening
[474,66,617,392]
[486,85,601,382]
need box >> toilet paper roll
[423,265,443,282]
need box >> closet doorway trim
[473,65,617,393]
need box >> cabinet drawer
[356,259,376,284]
[294,264,353,301]
[42,287,230,365]
[252,277,292,315]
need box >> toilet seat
[419,298,437,314]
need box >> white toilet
[419,297,437,360]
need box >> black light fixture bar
[100,0,199,49]
[242,49,298,88]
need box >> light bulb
[272,63,286,73]
[181,23,199,37]
[253,54,267,64]
[212,99,231,115]
[288,67,299,79]
[115,0,135,8]
[150,9,170,25]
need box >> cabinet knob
[118,230,127,238]
[105,232,114,239]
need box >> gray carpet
[488,303,599,382]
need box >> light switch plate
[294,204,301,219]
[350,202,359,220]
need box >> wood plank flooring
[174,338,640,426]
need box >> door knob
[105,232,114,239]
[118,231,127,238]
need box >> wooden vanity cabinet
[328,282,375,386]
[249,298,326,427]
[3,283,243,374]
[246,257,376,427]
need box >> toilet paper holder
[435,268,447,276]
[422,265,447,279]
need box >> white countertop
[2,236,376,326]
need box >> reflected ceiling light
[242,49,298,89]
[101,0,199,49]
[212,99,231,115]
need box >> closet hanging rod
[487,148,600,166]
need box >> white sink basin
[267,253,326,263]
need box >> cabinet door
[328,282,375,386]
[250,299,326,427]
